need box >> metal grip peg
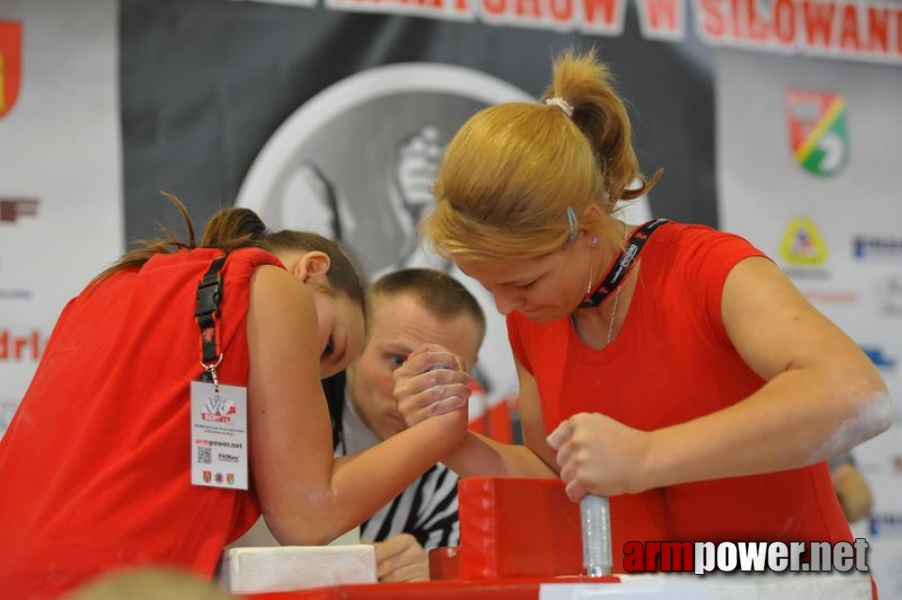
[580,493,612,577]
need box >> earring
[589,236,598,246]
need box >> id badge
[190,380,249,490]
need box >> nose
[494,290,524,315]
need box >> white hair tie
[545,97,574,118]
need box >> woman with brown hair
[0,197,468,599]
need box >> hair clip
[566,206,578,242]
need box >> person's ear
[293,251,331,283]
[581,202,605,222]
[580,203,606,245]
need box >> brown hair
[93,193,366,307]
[425,47,660,261]
[369,268,486,346]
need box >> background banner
[716,47,902,595]
[1,0,899,591]
[0,0,122,436]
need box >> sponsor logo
[0,198,39,300]
[214,472,224,484]
[227,473,235,486]
[203,470,212,483]
[201,394,237,423]
[861,346,897,372]
[780,217,829,280]
[0,198,38,224]
[0,21,22,118]
[780,217,828,265]
[854,236,902,262]
[785,88,849,177]
[869,513,902,538]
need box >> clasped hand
[394,344,472,426]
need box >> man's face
[345,292,481,441]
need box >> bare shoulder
[249,264,316,318]
[722,255,871,379]
[722,256,812,317]
[724,255,793,288]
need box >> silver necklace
[606,284,622,345]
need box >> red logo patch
[0,22,22,118]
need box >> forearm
[440,431,557,479]
[643,367,890,491]
[266,411,468,545]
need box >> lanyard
[195,255,227,388]
[578,219,670,309]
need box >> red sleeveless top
[0,247,282,599]
[509,224,853,565]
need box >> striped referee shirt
[332,393,460,550]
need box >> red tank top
[509,223,853,564]
[0,247,282,599]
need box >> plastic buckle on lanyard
[195,280,222,323]
[195,255,227,388]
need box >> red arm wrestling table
[235,478,875,600]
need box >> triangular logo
[0,21,22,118]
[780,216,829,266]
[785,88,849,177]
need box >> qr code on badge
[197,446,212,464]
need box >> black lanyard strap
[578,219,670,309]
[195,255,227,382]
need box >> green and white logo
[785,89,849,177]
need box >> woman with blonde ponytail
[399,48,890,582]
[0,195,469,598]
